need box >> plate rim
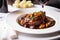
[6,6,60,34]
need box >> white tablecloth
[0,5,60,40]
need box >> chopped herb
[31,13,35,19]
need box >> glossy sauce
[17,11,55,29]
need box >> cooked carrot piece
[34,12,41,17]
[39,24,45,29]
[46,23,49,28]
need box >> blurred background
[8,0,60,8]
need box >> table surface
[0,5,60,40]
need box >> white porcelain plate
[6,5,60,34]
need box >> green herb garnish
[31,13,35,19]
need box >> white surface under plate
[6,5,60,34]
